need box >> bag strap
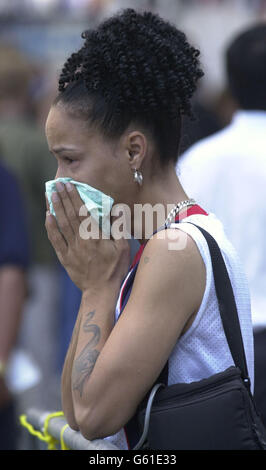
[185,223,250,386]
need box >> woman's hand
[45,182,130,293]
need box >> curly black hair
[54,8,203,168]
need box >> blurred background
[0,0,265,450]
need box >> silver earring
[133,168,143,186]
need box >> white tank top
[105,212,255,450]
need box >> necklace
[164,198,196,226]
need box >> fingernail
[66,182,74,192]
[56,182,65,192]
[52,191,59,202]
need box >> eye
[64,157,74,164]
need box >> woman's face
[45,103,147,207]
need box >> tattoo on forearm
[72,346,100,397]
[144,256,150,264]
[72,310,101,397]
[83,310,96,332]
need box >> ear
[125,131,147,171]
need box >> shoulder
[132,227,206,319]
[141,227,204,272]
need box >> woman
[45,8,254,450]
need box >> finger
[45,211,68,258]
[65,183,108,241]
[51,190,75,244]
[65,182,101,240]
[64,182,87,221]
[78,210,104,242]
[55,182,80,234]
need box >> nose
[55,168,70,180]
[55,169,61,180]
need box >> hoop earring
[133,168,143,186]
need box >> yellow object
[60,423,70,450]
[19,411,68,450]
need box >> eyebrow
[51,146,80,154]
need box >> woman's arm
[62,282,121,429]
[71,229,206,440]
[61,305,82,430]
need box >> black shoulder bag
[131,223,266,450]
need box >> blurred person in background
[0,43,56,270]
[178,23,266,425]
[0,43,60,411]
[0,160,30,449]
